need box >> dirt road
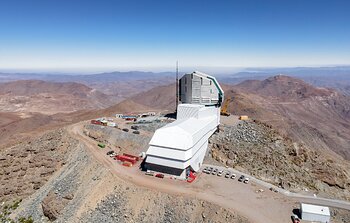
[67,121,300,223]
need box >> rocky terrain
[3,122,249,223]
[209,120,350,201]
[81,184,248,223]
[0,129,78,202]
[83,120,169,156]
[1,74,350,222]
[225,75,350,160]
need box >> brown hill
[130,83,176,112]
[225,75,350,160]
[235,75,333,100]
[0,80,114,114]
[97,100,154,117]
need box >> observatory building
[144,71,224,179]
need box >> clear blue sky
[0,0,349,72]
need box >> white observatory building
[144,71,224,179]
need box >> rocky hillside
[116,75,350,160]
[0,80,114,114]
[209,120,350,201]
[3,124,248,223]
[235,75,333,100]
[225,75,350,160]
[0,129,78,202]
[130,83,176,112]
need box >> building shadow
[292,208,301,218]
[164,112,177,119]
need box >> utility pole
[175,61,179,113]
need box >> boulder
[42,191,69,221]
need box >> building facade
[144,71,224,179]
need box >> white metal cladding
[146,130,212,171]
[176,104,201,120]
[301,203,330,223]
[149,115,218,150]
[179,71,223,106]
[145,71,223,175]
[145,105,220,172]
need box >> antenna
[176,61,179,112]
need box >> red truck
[155,173,164,178]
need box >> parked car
[145,170,154,176]
[225,172,231,178]
[109,152,116,157]
[217,170,223,177]
[205,168,211,174]
[106,150,114,155]
[122,128,129,132]
[243,177,250,184]
[155,173,164,178]
[238,175,245,182]
[230,173,236,179]
[212,168,218,175]
[131,125,139,130]
[202,167,208,173]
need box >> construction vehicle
[220,98,231,116]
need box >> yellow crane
[220,98,231,116]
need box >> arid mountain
[225,75,350,160]
[0,71,175,102]
[109,75,350,160]
[235,75,334,100]
[218,66,350,95]
[0,80,114,114]
[130,83,176,112]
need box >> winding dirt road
[67,121,350,222]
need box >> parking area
[202,166,250,184]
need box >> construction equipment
[220,98,231,116]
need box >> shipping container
[239,115,249,120]
[123,153,140,161]
[116,155,137,164]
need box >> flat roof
[301,203,330,216]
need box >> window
[185,86,187,92]
[201,77,203,85]
[210,80,212,85]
